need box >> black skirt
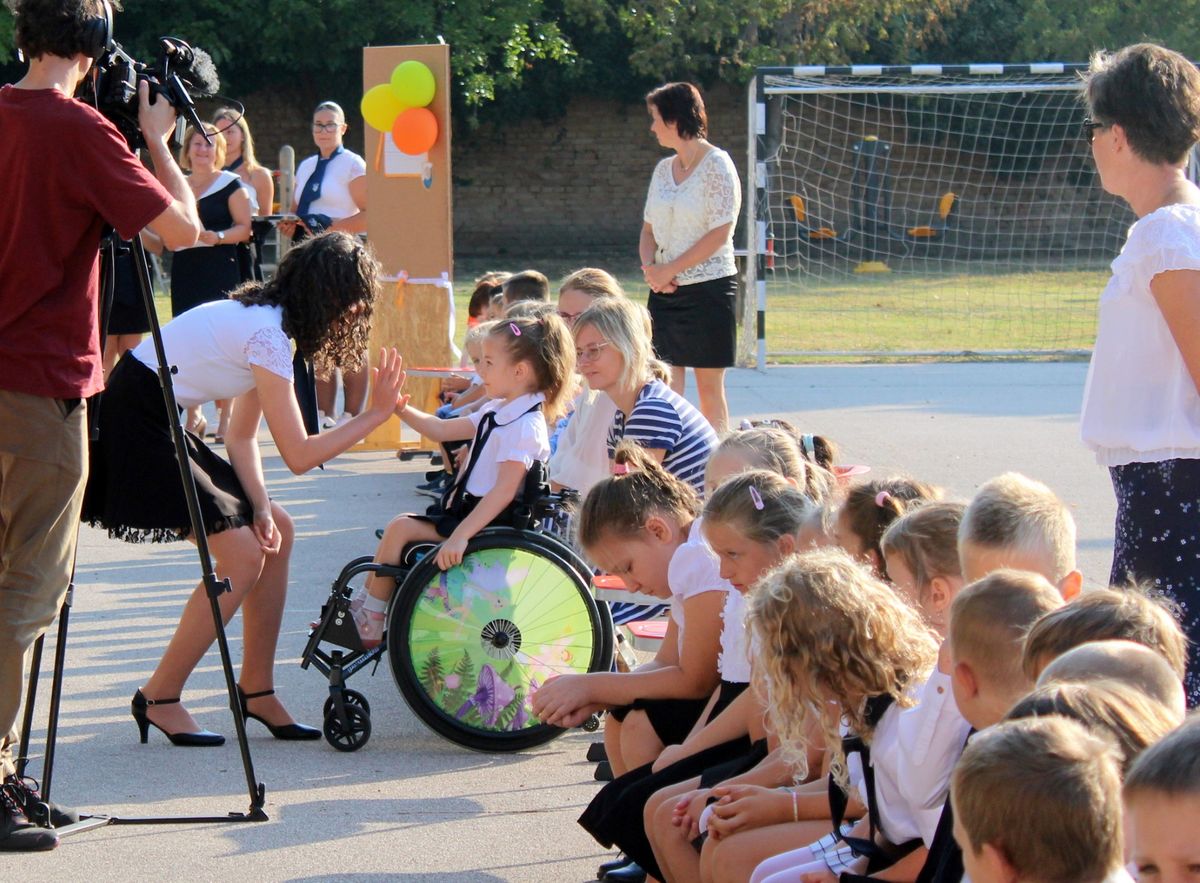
[647,274,737,369]
[81,354,253,542]
[107,249,151,335]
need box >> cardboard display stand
[359,44,455,452]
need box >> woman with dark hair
[84,233,406,745]
[1079,42,1200,706]
[640,82,742,434]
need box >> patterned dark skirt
[1110,457,1200,705]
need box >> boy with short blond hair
[1021,585,1187,680]
[952,716,1128,883]
[959,472,1082,598]
[948,569,1065,730]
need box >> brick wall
[239,83,750,258]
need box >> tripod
[14,231,268,832]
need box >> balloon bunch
[361,61,438,155]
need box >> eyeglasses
[575,341,612,364]
[557,309,583,326]
[1082,118,1108,145]
[312,122,341,133]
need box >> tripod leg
[14,634,45,779]
[40,585,73,805]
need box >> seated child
[1123,716,1200,881]
[833,476,942,579]
[583,469,815,883]
[958,472,1082,597]
[1020,585,1188,682]
[437,321,493,419]
[501,268,550,306]
[1037,640,1187,717]
[742,549,942,883]
[1005,679,1183,772]
[951,717,1129,883]
[915,569,1065,883]
[531,441,728,776]
[353,315,574,646]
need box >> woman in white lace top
[83,234,406,745]
[1079,43,1200,705]
[640,82,742,434]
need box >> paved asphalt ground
[6,363,1114,882]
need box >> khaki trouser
[0,390,87,778]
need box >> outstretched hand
[368,347,408,418]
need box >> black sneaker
[0,783,58,851]
[4,775,79,828]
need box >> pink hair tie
[875,491,892,508]
[509,322,521,336]
[612,463,629,476]
[749,486,765,511]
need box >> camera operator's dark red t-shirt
[0,85,172,399]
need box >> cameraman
[0,0,200,851]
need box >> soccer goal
[742,64,1136,364]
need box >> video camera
[80,36,220,150]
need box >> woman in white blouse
[84,233,405,745]
[1079,43,1200,705]
[640,82,742,434]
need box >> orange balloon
[391,107,438,155]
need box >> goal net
[746,64,1135,360]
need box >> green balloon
[390,60,436,108]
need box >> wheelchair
[301,474,614,752]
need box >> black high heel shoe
[131,690,225,746]
[237,687,321,741]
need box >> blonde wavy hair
[747,547,939,787]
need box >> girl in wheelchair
[353,314,576,647]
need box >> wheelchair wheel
[388,527,613,752]
[323,689,371,719]
[323,704,371,752]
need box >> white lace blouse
[1080,203,1200,465]
[131,300,293,408]
[643,148,742,285]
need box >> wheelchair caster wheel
[581,713,601,732]
[324,705,371,752]
[323,689,371,718]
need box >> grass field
[153,257,1106,363]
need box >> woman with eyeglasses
[547,268,625,495]
[1079,43,1200,706]
[279,101,369,427]
[572,297,716,496]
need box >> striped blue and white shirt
[607,380,717,494]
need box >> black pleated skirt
[646,274,737,368]
[81,354,253,542]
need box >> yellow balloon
[360,84,406,132]
[390,61,436,108]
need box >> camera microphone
[160,39,219,96]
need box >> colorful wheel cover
[404,545,597,733]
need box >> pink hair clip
[875,491,892,508]
[509,322,521,336]
[612,463,629,476]
[749,486,765,511]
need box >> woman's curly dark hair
[232,232,378,375]
[8,0,116,60]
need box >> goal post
[745,63,1136,361]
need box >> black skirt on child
[82,354,253,542]
[579,681,755,880]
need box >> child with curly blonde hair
[706,549,941,883]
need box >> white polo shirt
[293,149,366,220]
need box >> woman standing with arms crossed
[280,101,369,428]
[641,82,742,434]
[1079,43,1200,706]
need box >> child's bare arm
[397,403,476,443]
[653,686,755,772]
